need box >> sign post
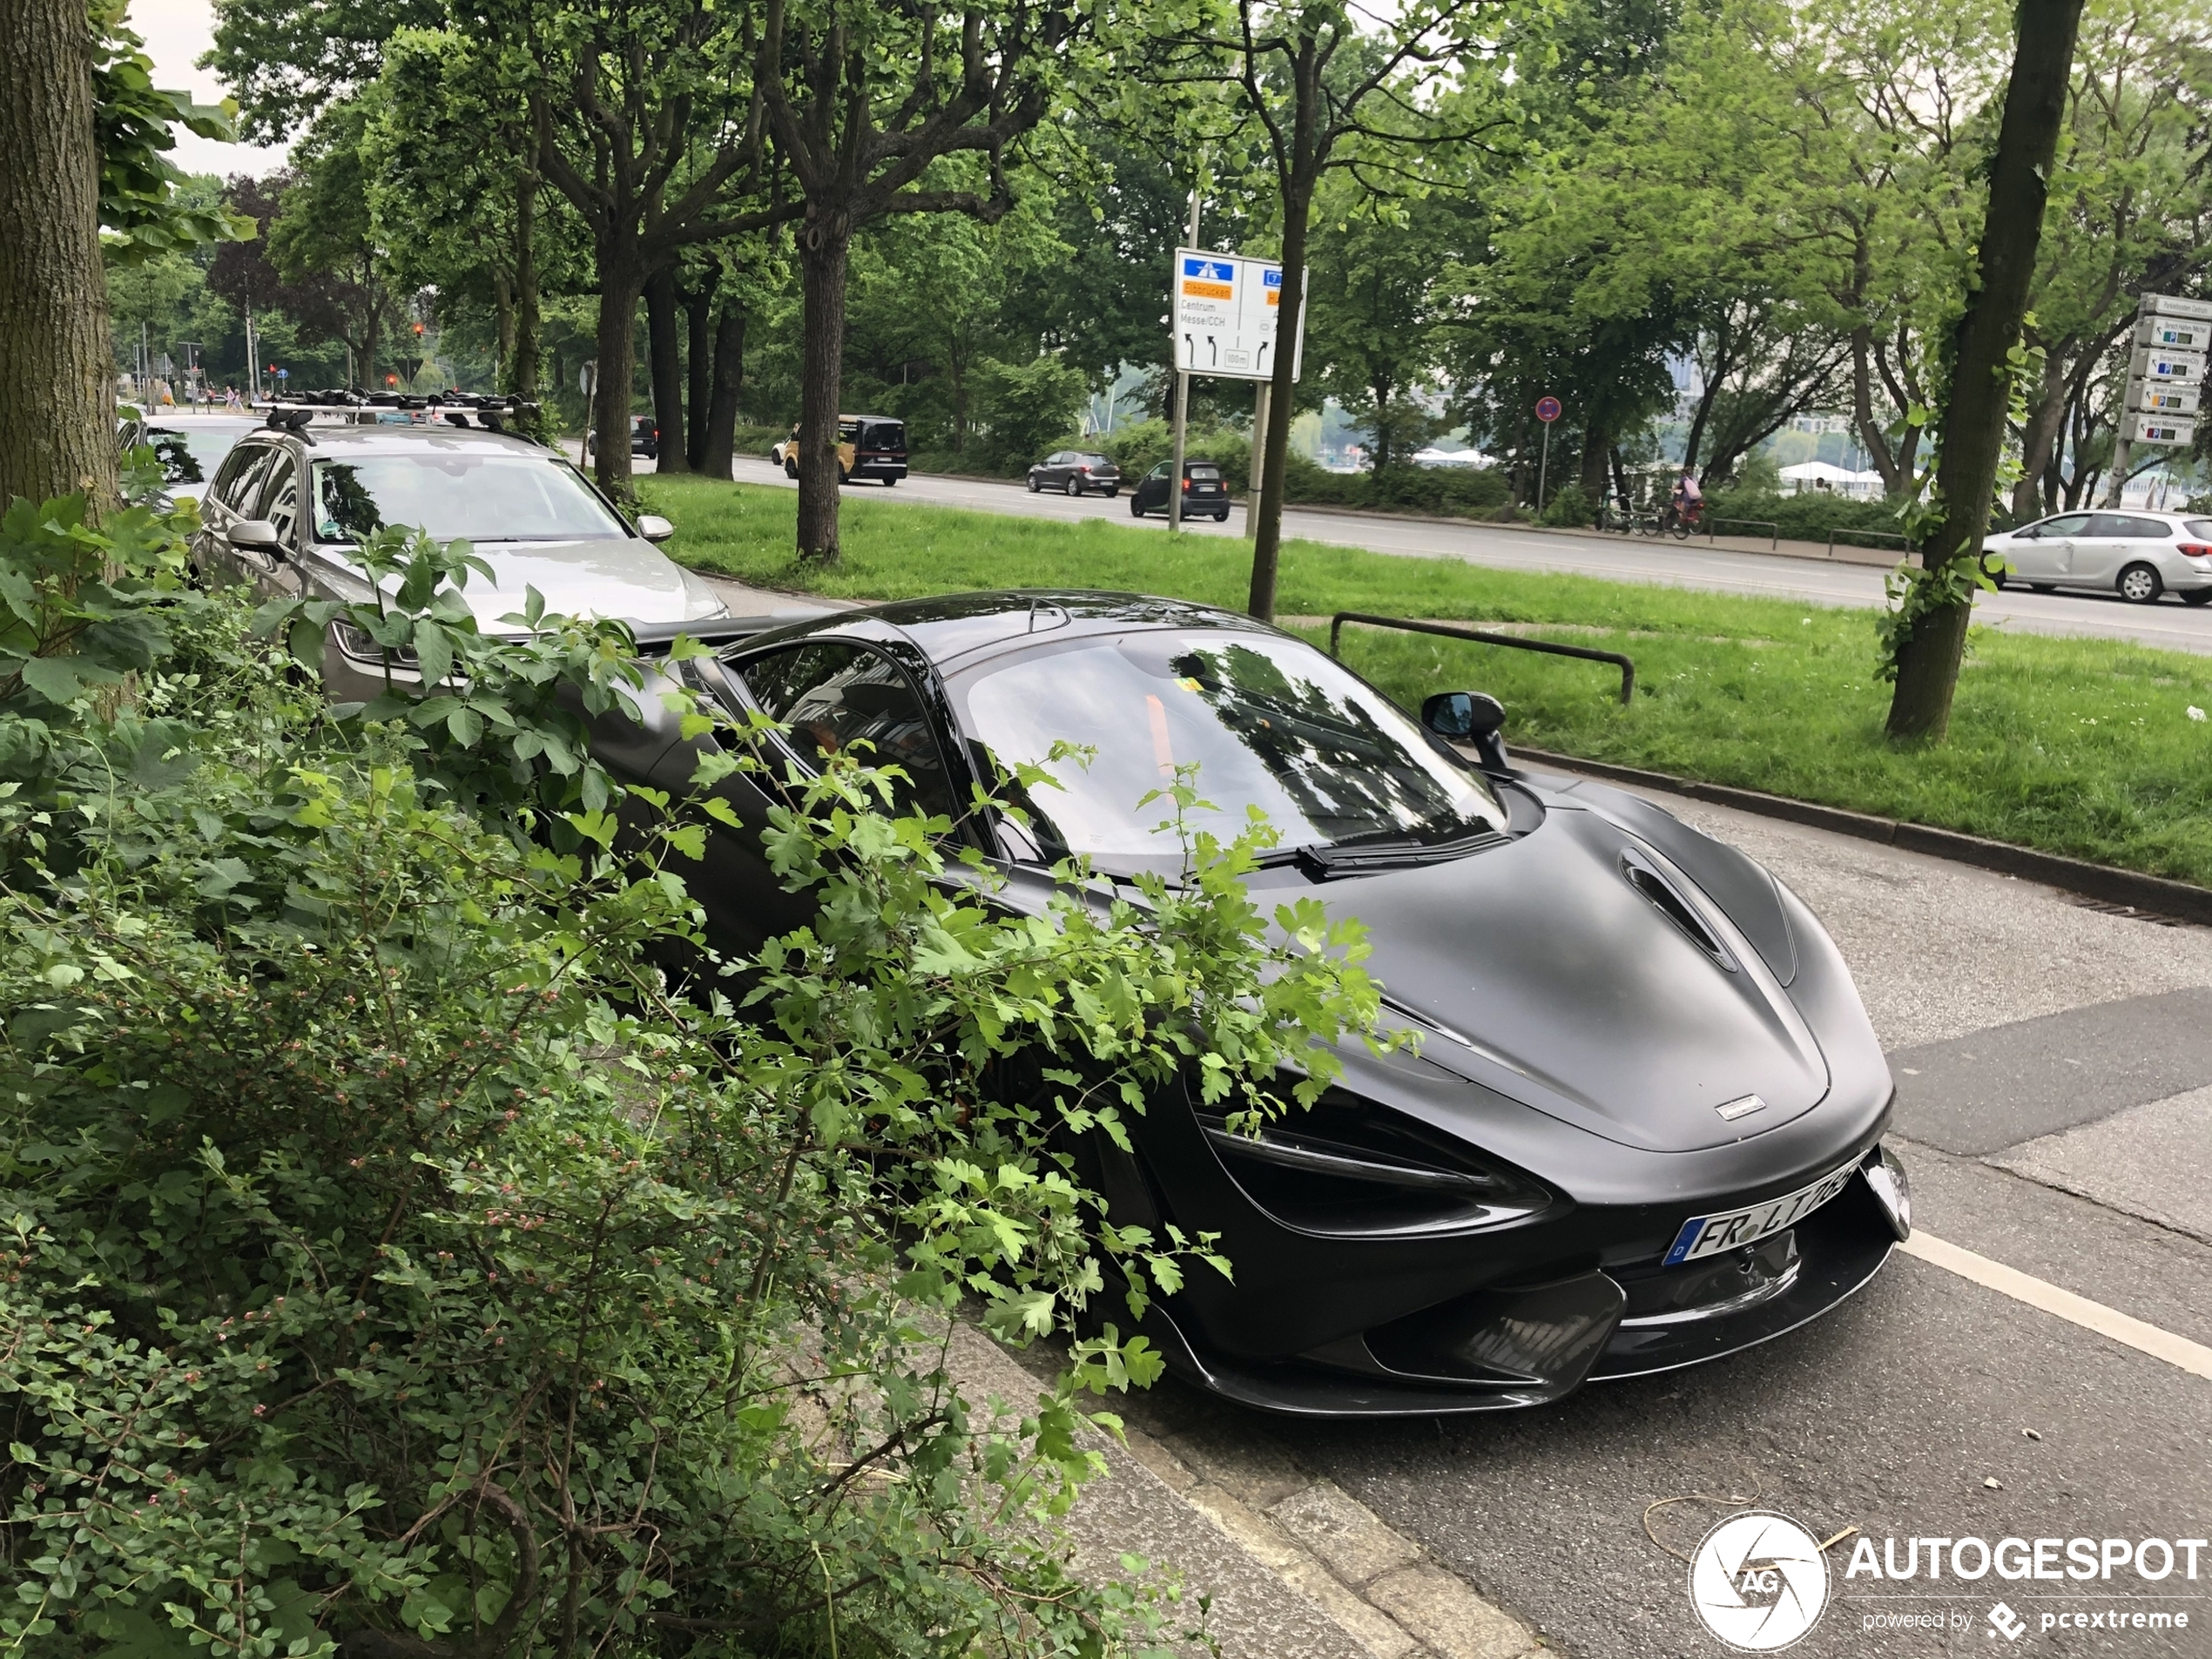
[2106,293,2206,505]
[1534,395,1562,513]
[1169,206,1305,535]
[1169,158,1206,534]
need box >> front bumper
[1138,1145,1907,1417]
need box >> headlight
[333,620,418,670]
[1199,1087,1553,1238]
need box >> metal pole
[1536,421,1551,515]
[1247,382,1271,540]
[2103,435,2133,507]
[1169,149,1204,535]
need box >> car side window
[257,454,301,546]
[2040,514,2092,536]
[2119,516,2169,538]
[1147,462,1169,481]
[215,445,275,514]
[736,642,958,821]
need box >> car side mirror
[227,518,281,553]
[637,514,675,543]
[1422,691,1508,771]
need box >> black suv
[1129,458,1230,521]
[1027,449,1120,497]
[585,415,658,462]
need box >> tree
[3,1,246,512]
[266,98,405,387]
[529,0,792,498]
[1885,0,2087,740]
[756,0,1081,561]
[1142,1,1507,619]
[205,0,443,141]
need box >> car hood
[376,538,727,628]
[1341,807,1831,1154]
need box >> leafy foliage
[92,2,255,263]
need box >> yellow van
[771,415,907,485]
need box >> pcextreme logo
[1688,1511,1832,1650]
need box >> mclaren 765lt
[595,590,1911,1417]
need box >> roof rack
[260,391,544,437]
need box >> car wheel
[2029,583,2056,594]
[885,475,899,486]
[784,459,798,480]
[2182,589,2212,607]
[1130,496,1145,518]
[1027,475,1040,492]
[1215,510,1230,522]
[2118,562,2162,604]
[1103,487,1118,498]
[1066,476,1082,497]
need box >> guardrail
[1826,527,1913,557]
[1706,516,1779,550]
[1327,611,1635,706]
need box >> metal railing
[1825,526,1913,557]
[1327,611,1635,706]
[1706,516,1779,550]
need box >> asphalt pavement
[1093,782,2212,1659]
[693,454,2212,657]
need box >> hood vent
[1621,847,1737,973]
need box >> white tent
[1411,446,1494,469]
[1778,461,1885,498]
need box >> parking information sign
[2125,293,2206,448]
[1172,248,1305,382]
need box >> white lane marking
[1901,1230,2212,1381]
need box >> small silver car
[192,414,729,700]
[1984,509,2212,605]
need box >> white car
[1983,509,2212,605]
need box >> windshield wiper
[1279,829,1509,880]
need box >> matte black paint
[597,591,1903,1415]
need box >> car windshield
[310,454,631,543]
[1189,465,1220,480]
[954,631,1506,867]
[1078,454,1110,468]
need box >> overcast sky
[135,0,290,177]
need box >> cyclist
[1668,469,1704,532]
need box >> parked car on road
[192,413,727,705]
[771,415,908,485]
[1130,458,1231,521]
[1028,449,1120,497]
[584,415,659,462]
[1982,509,2212,605]
[593,590,1910,1417]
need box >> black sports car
[598,591,1910,1416]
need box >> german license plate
[1663,1160,1861,1265]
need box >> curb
[949,1325,1546,1659]
[1514,745,2212,927]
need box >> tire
[885,475,899,486]
[2029,583,2056,593]
[2118,562,2162,604]
[2182,589,2212,607]
[838,466,850,487]
[1215,510,1230,522]
[1027,475,1041,492]
[1130,496,1145,518]
[784,459,798,480]
[1066,476,1082,497]
[1103,486,1118,498]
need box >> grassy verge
[640,475,2212,887]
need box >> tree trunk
[0,0,117,514]
[644,266,689,474]
[1370,374,1394,473]
[685,278,715,465]
[1579,415,1608,502]
[1849,325,1902,495]
[1886,0,2084,741]
[2010,341,2071,521]
[491,270,516,394]
[510,146,542,401]
[794,212,851,562]
[1247,176,1311,624]
[591,266,644,497]
[698,303,745,480]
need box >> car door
[239,450,307,600]
[2108,514,2175,589]
[195,441,280,585]
[646,639,963,954]
[2072,514,2144,585]
[1037,451,1067,488]
[1140,462,1170,510]
[2013,513,2091,582]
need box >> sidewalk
[949,1325,1546,1659]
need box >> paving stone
[1268,1481,1424,1588]
[1366,1564,1540,1659]
[1167,1419,1315,1509]
[1278,1555,1424,1659]
[1122,1426,1198,1493]
[1179,1484,1305,1572]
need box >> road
[1118,783,2212,1658]
[691,453,2212,657]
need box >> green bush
[1537,482,1595,529]
[973,354,1090,469]
[0,479,1387,1659]
[1705,486,1912,549]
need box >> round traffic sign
[1535,395,1561,423]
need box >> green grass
[640,475,2212,888]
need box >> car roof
[232,421,560,460]
[732,589,1283,676]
